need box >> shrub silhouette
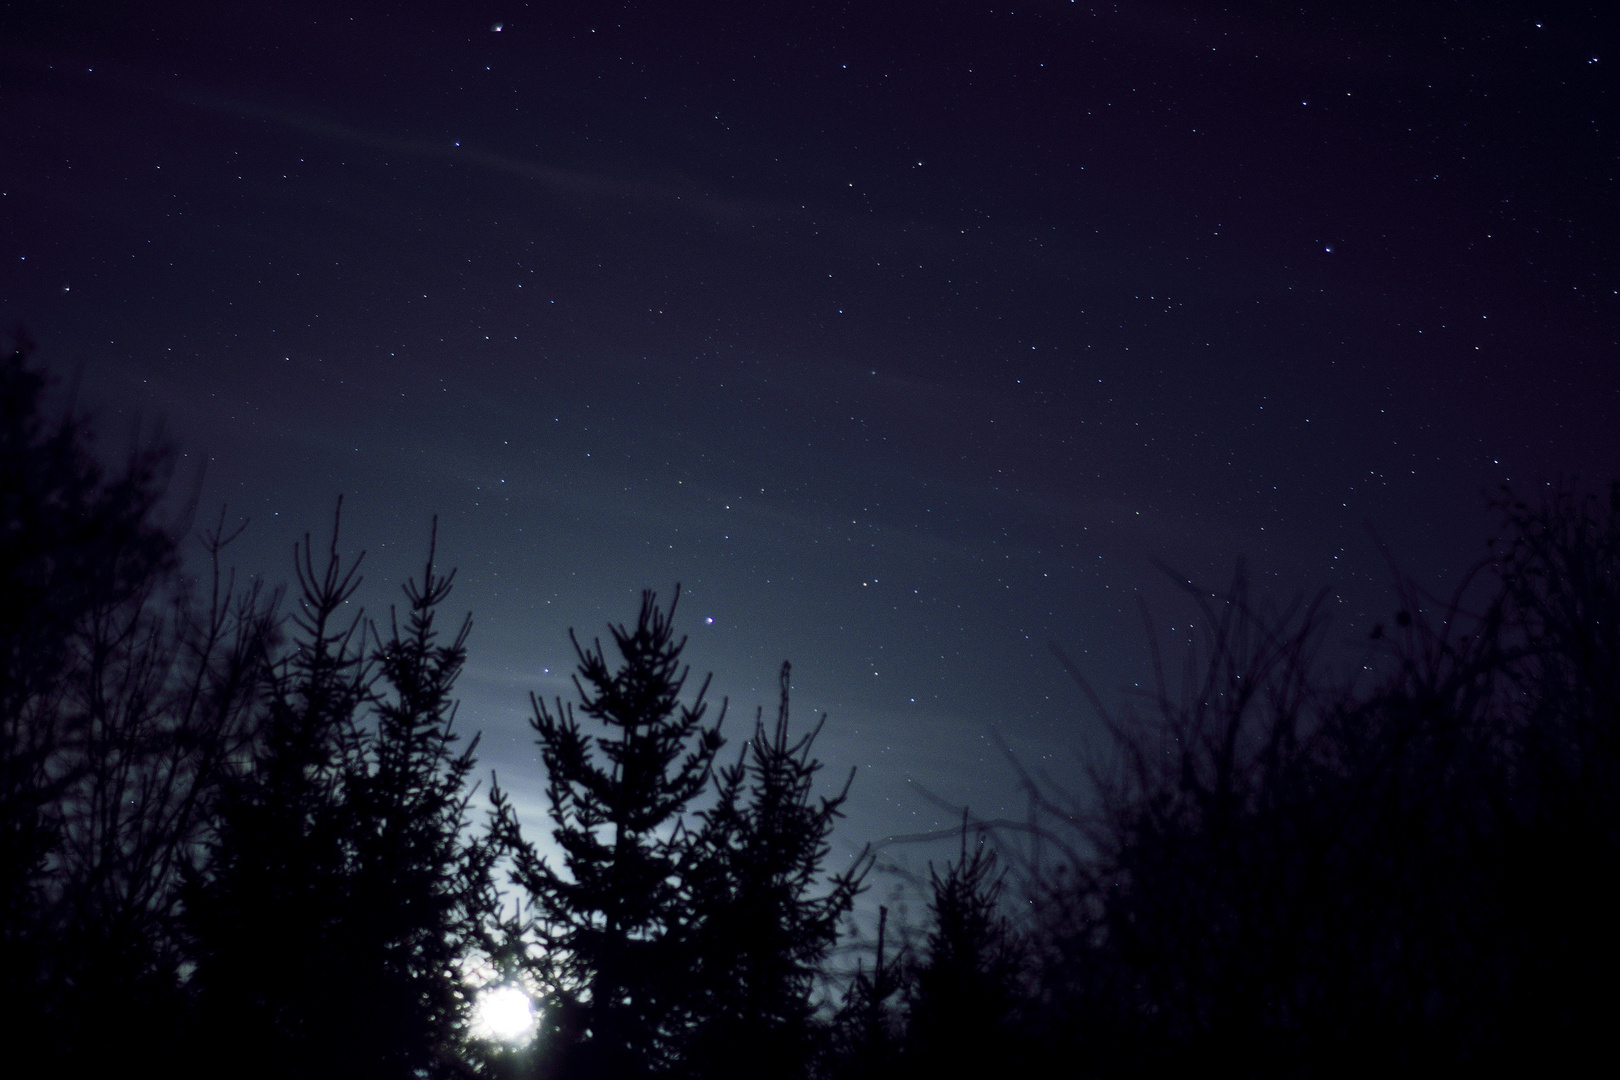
[1016,482,1620,1075]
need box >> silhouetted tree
[1032,567,1480,1073]
[679,661,866,1080]
[0,336,274,1072]
[502,587,725,1079]
[1054,570,1347,1073]
[826,905,905,1080]
[47,516,275,1076]
[188,511,498,1079]
[903,814,1023,1079]
[185,511,374,1078]
[2,335,174,1013]
[338,520,500,1076]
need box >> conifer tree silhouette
[503,587,725,1079]
[679,661,866,1080]
[185,507,373,1078]
[188,512,498,1079]
[904,813,1022,1079]
[828,905,906,1080]
[339,519,499,1076]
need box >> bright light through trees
[473,986,538,1043]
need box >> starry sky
[3,1,1616,866]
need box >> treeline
[3,336,1616,1078]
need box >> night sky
[4,1,1616,868]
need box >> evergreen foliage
[185,510,373,1077]
[501,587,725,1079]
[903,815,1022,1079]
[826,904,905,1080]
[680,661,866,1080]
[339,522,499,1076]
[187,511,496,1079]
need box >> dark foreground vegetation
[3,337,1616,1077]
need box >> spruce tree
[904,816,1023,1078]
[185,511,372,1078]
[828,904,905,1080]
[342,520,499,1076]
[188,514,498,1079]
[680,661,865,1080]
[505,587,724,1079]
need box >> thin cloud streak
[176,88,796,231]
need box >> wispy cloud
[178,88,790,230]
